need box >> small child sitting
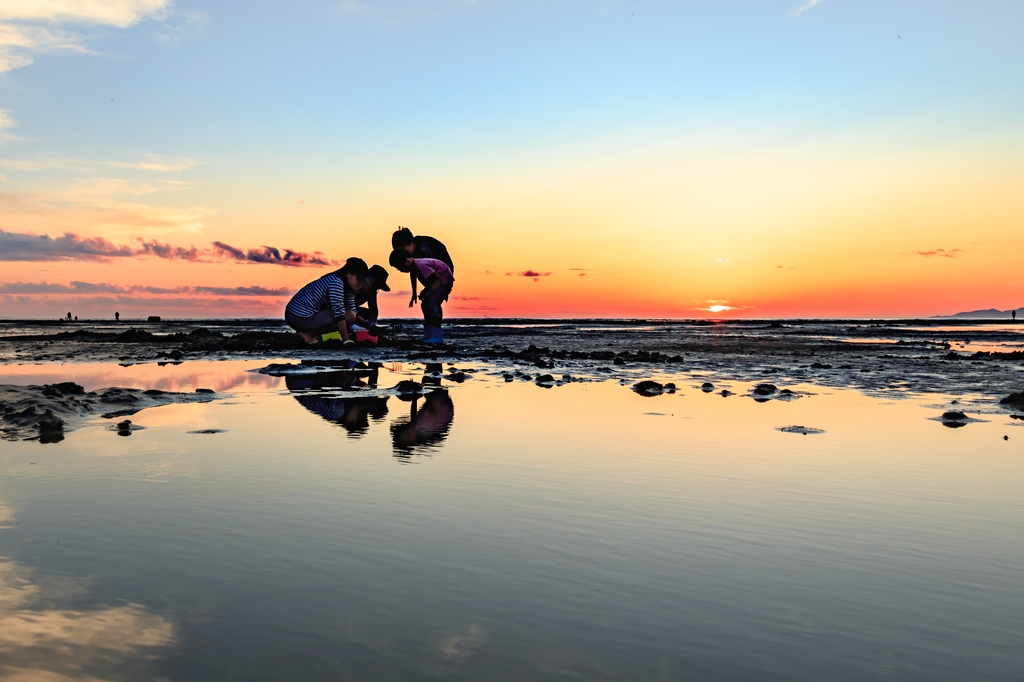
[389,248,454,344]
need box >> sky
[0,0,1022,319]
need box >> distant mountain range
[933,308,1024,319]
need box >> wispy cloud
[0,228,339,266]
[0,281,291,296]
[506,270,552,282]
[911,248,962,258]
[0,109,23,146]
[107,154,198,172]
[792,0,824,17]
[0,0,170,72]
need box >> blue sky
[1,0,1022,318]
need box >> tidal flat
[1,320,1023,680]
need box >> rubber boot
[418,324,433,342]
[426,326,445,344]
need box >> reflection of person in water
[391,389,455,460]
[285,366,388,437]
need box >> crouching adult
[285,257,368,345]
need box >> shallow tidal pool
[0,360,1022,681]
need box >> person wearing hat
[351,264,390,333]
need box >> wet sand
[2,317,1023,402]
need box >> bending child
[285,257,368,345]
[389,248,453,344]
[391,227,454,309]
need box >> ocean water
[0,360,1022,681]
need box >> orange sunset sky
[1,0,1022,319]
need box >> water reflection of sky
[0,360,1022,680]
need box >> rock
[720,390,733,397]
[999,391,1024,408]
[810,362,832,369]
[186,429,227,434]
[395,380,423,394]
[535,374,555,384]
[503,373,514,382]
[613,357,626,366]
[37,410,65,444]
[940,411,971,428]
[944,352,963,360]
[663,382,676,393]
[195,388,215,394]
[752,383,778,395]
[424,362,443,374]
[700,382,715,392]
[778,425,825,435]
[447,371,466,383]
[633,380,664,396]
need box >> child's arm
[408,272,417,308]
[418,274,441,299]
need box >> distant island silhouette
[933,308,1023,319]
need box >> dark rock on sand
[999,391,1024,408]
[395,380,424,394]
[720,390,734,397]
[810,362,833,369]
[778,425,825,435]
[425,362,443,374]
[535,374,556,386]
[195,388,215,394]
[503,373,514,382]
[753,383,778,395]
[633,380,664,396]
[1,382,219,442]
[940,411,970,428]
[447,371,467,382]
[186,429,227,434]
[701,382,715,392]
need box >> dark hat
[366,264,391,291]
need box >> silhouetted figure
[391,389,455,461]
[1014,310,1018,321]
[74,316,77,321]
[285,365,388,437]
[115,311,120,321]
[66,312,72,321]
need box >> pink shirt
[412,258,453,286]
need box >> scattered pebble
[778,425,825,435]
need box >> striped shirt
[286,273,356,319]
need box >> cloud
[0,281,291,296]
[107,154,198,172]
[0,228,338,266]
[912,248,962,258]
[0,109,22,146]
[793,0,823,17]
[0,0,170,72]
[506,270,552,282]
[0,555,175,681]
[212,242,335,266]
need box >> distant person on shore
[391,227,454,309]
[284,258,368,345]
[115,311,120,322]
[1014,310,1018,321]
[352,265,390,332]
[66,312,71,321]
[390,249,453,344]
